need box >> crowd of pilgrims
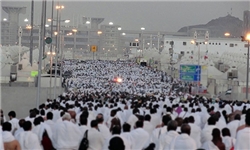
[1,59,250,150]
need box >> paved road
[1,86,59,120]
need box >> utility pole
[53,2,59,99]
[36,0,46,108]
[49,0,54,99]
[29,0,34,66]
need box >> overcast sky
[1,1,250,32]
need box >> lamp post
[140,27,145,58]
[18,27,22,63]
[241,34,250,99]
[36,0,46,109]
[97,31,102,59]
[47,51,56,99]
[72,28,77,59]
[53,4,64,99]
[247,39,250,100]
[157,32,160,52]
[59,31,64,94]
[170,41,174,77]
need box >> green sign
[180,65,197,73]
[45,37,52,44]
[180,74,194,81]
[31,71,38,77]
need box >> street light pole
[29,0,34,66]
[72,28,77,59]
[49,0,54,99]
[53,3,60,99]
[59,32,64,94]
[18,27,22,63]
[247,40,249,99]
[74,32,76,59]
[197,43,200,94]
[36,0,46,108]
[157,32,160,52]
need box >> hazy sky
[1,0,250,32]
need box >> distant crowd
[1,60,250,150]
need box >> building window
[245,44,248,48]
[235,44,237,46]
[209,43,211,45]
[230,43,234,47]
[225,43,227,45]
[219,43,221,45]
[187,51,189,54]
[166,41,168,44]
[183,42,186,46]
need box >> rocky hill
[178,15,243,37]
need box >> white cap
[62,113,71,120]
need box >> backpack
[78,130,89,150]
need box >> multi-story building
[243,10,250,35]
[1,6,187,59]
[1,6,26,46]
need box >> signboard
[31,71,38,77]
[90,45,97,52]
[180,74,200,81]
[179,64,201,81]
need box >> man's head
[62,113,71,121]
[80,115,88,126]
[81,111,89,118]
[144,114,151,122]
[208,116,216,125]
[18,119,25,128]
[175,117,183,127]
[188,116,195,123]
[111,126,121,135]
[2,122,12,132]
[212,128,221,140]
[135,120,143,128]
[34,117,41,126]
[222,128,231,137]
[8,111,16,120]
[91,120,98,128]
[167,120,178,131]
[23,121,32,131]
[108,136,125,150]
[46,112,53,120]
[234,114,241,121]
[96,113,104,124]
[110,109,117,117]
[122,123,131,132]
[181,124,191,135]
[162,114,172,126]
[132,108,139,115]
[29,110,36,118]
